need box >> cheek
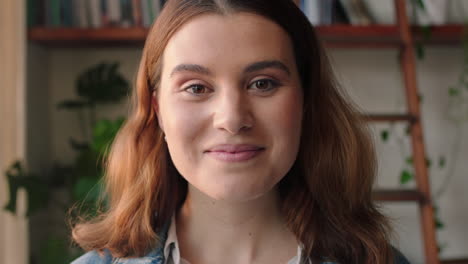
[264,89,303,180]
[269,90,303,146]
[161,99,209,168]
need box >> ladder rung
[363,114,418,123]
[441,259,468,264]
[373,189,426,203]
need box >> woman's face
[157,12,303,202]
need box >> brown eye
[254,80,269,89]
[249,79,279,92]
[185,84,209,95]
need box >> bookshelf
[28,24,466,48]
[21,0,468,263]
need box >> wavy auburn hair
[72,0,394,263]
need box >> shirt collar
[164,214,182,264]
[113,220,170,264]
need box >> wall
[40,46,468,263]
[328,47,468,261]
[0,0,28,263]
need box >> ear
[151,95,164,132]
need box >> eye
[184,84,211,95]
[248,79,280,92]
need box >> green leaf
[439,156,446,169]
[400,170,413,184]
[25,178,50,216]
[39,236,75,264]
[412,0,425,10]
[405,125,411,135]
[57,99,88,110]
[418,93,424,103]
[426,157,432,168]
[3,161,50,216]
[435,217,445,229]
[415,42,425,60]
[421,25,432,41]
[91,118,125,155]
[73,176,102,203]
[3,162,22,213]
[449,87,460,96]
[405,157,413,165]
[69,138,90,151]
[76,62,129,104]
[438,242,448,254]
[74,149,101,179]
[380,130,389,142]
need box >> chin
[200,183,274,203]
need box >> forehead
[162,12,296,72]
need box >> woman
[71,0,410,263]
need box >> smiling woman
[70,1,409,264]
[156,13,303,205]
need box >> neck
[176,185,298,264]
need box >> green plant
[3,62,130,264]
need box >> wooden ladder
[293,0,440,263]
[392,0,439,263]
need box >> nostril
[212,97,254,134]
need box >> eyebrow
[169,60,291,78]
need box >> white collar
[164,215,182,264]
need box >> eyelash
[183,79,280,96]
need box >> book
[414,0,448,25]
[338,0,373,25]
[89,0,102,28]
[361,0,393,24]
[107,0,121,26]
[303,0,320,25]
[49,0,61,27]
[60,0,73,27]
[320,0,334,25]
[73,0,89,28]
[101,0,109,26]
[132,0,142,26]
[27,0,38,27]
[153,0,162,20]
[333,0,351,24]
[120,0,133,27]
[141,0,151,27]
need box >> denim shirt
[71,223,410,264]
[71,245,410,264]
[70,224,170,264]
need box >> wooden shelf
[441,260,468,264]
[318,24,466,48]
[373,189,427,203]
[28,24,466,48]
[317,24,401,48]
[28,27,149,47]
[363,113,418,123]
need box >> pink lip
[205,144,265,162]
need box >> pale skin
[155,12,304,264]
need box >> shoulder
[70,249,165,264]
[71,222,169,264]
[316,247,410,264]
[71,250,113,264]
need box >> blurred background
[1,0,468,263]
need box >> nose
[212,88,254,134]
